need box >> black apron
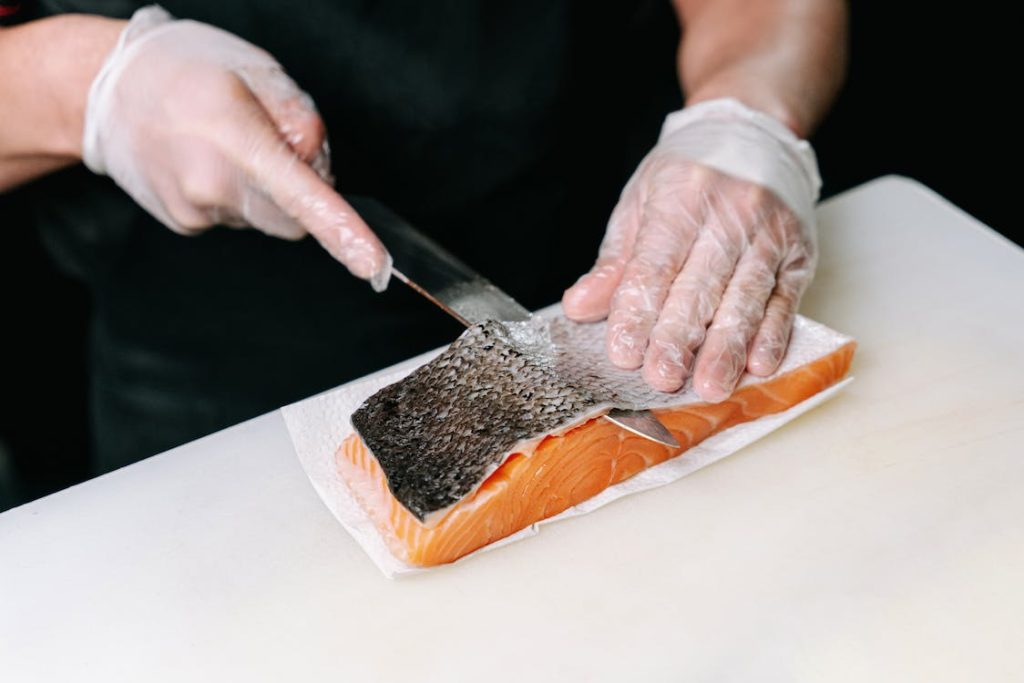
[23,0,681,471]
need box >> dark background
[813,5,1014,241]
[0,5,1017,510]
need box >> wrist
[81,6,177,175]
[658,98,821,231]
[686,82,806,138]
[41,15,126,159]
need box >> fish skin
[351,314,853,524]
[351,320,603,523]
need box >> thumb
[562,184,640,322]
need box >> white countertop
[2,176,1022,682]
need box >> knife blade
[353,198,680,449]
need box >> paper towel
[281,308,854,578]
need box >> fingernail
[337,236,390,291]
[646,358,684,393]
[562,282,605,323]
[696,377,729,403]
[749,344,782,375]
[608,332,644,369]
[368,252,392,292]
[615,331,640,354]
[561,280,587,310]
[657,358,681,378]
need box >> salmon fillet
[337,340,855,567]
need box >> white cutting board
[1,176,1022,682]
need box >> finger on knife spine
[241,120,391,290]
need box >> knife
[353,198,680,449]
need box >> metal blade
[354,198,530,326]
[604,409,680,449]
[353,197,680,448]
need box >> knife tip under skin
[605,408,681,449]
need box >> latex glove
[82,5,390,290]
[563,99,821,401]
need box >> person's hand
[82,6,390,290]
[562,99,821,402]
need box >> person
[0,1,847,473]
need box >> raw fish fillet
[338,316,855,567]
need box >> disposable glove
[563,98,821,401]
[82,5,391,290]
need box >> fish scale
[352,314,708,523]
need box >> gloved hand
[82,5,391,290]
[563,98,821,401]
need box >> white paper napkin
[281,309,854,578]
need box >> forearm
[0,15,124,191]
[673,0,848,137]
